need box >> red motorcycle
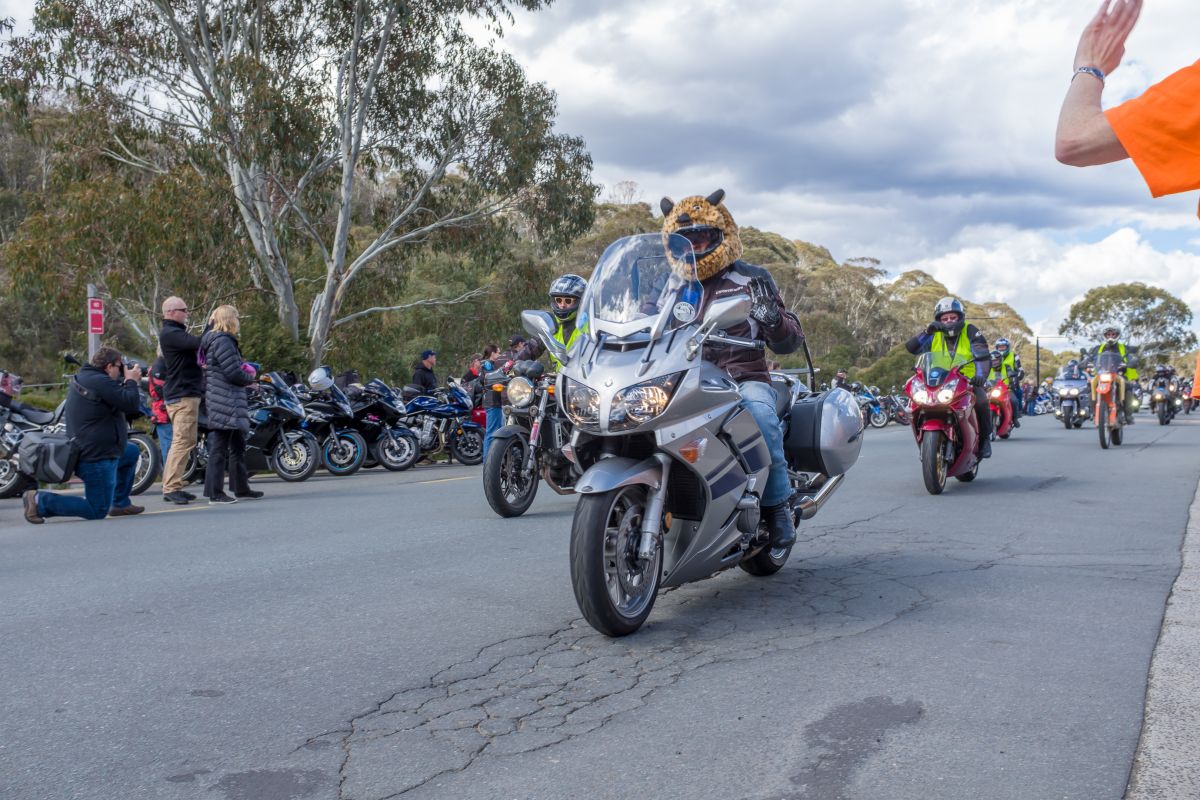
[905,351,982,495]
[988,380,1015,440]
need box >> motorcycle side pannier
[785,388,864,476]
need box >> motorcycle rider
[525,274,588,370]
[1093,326,1138,424]
[661,189,805,549]
[905,297,994,459]
[989,338,1023,427]
[831,369,850,390]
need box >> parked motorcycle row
[0,359,486,500]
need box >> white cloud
[486,0,1200,330]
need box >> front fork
[524,389,550,473]
[637,453,673,562]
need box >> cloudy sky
[4,0,1197,345]
[477,0,1200,345]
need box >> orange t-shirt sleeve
[1105,60,1200,198]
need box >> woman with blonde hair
[199,305,261,504]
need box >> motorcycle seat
[15,404,55,425]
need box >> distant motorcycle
[345,378,420,471]
[852,382,889,429]
[1093,351,1126,449]
[987,380,1015,440]
[1052,374,1090,429]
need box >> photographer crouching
[23,347,145,524]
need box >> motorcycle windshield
[366,378,394,401]
[915,351,971,388]
[582,233,702,334]
[1095,351,1123,375]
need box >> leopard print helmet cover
[660,189,743,281]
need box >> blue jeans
[739,380,790,507]
[482,407,504,459]
[37,442,139,520]
[156,422,173,463]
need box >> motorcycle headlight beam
[609,373,683,431]
[563,378,600,429]
[936,388,955,404]
[506,377,534,409]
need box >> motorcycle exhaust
[794,473,845,521]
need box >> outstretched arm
[1055,0,1141,166]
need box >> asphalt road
[2,412,1198,800]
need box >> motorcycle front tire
[482,434,539,517]
[920,432,948,495]
[321,430,367,476]
[450,428,484,466]
[374,431,420,471]
[271,431,320,482]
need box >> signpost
[86,284,104,361]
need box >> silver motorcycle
[523,234,863,636]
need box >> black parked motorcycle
[294,375,368,477]
[183,373,319,483]
[482,361,578,517]
[345,378,420,471]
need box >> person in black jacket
[411,350,438,394]
[158,296,202,505]
[23,348,145,524]
[199,305,261,504]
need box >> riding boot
[762,502,796,549]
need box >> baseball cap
[420,349,437,360]
[509,334,526,347]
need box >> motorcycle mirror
[703,293,751,332]
[521,310,567,365]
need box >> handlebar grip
[709,334,765,350]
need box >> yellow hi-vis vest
[550,321,581,369]
[1098,342,1138,381]
[990,351,1016,386]
[931,329,976,379]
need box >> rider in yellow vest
[1094,326,1139,424]
[531,273,587,369]
[905,296,995,458]
[988,337,1024,426]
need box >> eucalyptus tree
[6,0,595,362]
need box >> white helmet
[307,366,334,391]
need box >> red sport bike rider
[904,297,995,494]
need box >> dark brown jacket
[699,261,803,384]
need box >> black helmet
[549,273,587,321]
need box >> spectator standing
[1056,1,1200,210]
[411,350,438,394]
[482,336,535,460]
[147,348,172,463]
[199,305,261,504]
[460,353,484,407]
[158,296,202,505]
[23,348,145,524]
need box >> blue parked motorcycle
[852,382,890,429]
[399,380,484,465]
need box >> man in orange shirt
[1055,0,1200,211]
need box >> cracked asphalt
[2,413,1198,800]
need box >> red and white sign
[87,298,105,335]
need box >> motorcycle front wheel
[374,430,419,471]
[450,428,483,465]
[570,485,661,637]
[1098,400,1110,449]
[271,431,320,482]
[321,430,367,476]
[868,409,889,428]
[0,457,35,499]
[920,431,948,495]
[1158,403,1169,426]
[129,432,161,496]
[482,435,539,517]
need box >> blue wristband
[1074,66,1105,84]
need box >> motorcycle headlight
[506,377,534,409]
[1131,398,1141,408]
[610,373,683,431]
[564,378,600,429]
[912,388,931,405]
[1069,388,1080,397]
[936,388,955,404]
[989,388,1002,400]
[1170,382,1178,392]
[1154,391,1165,400]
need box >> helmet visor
[677,226,723,258]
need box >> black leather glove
[970,375,986,388]
[748,277,781,328]
[925,322,940,335]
